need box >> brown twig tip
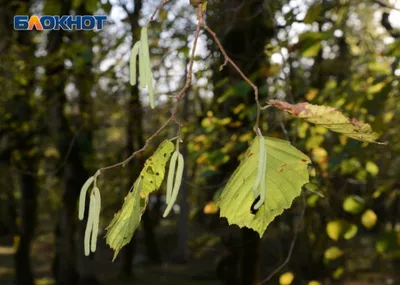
[268,99,309,116]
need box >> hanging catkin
[79,176,94,221]
[163,151,184,218]
[91,187,101,253]
[84,192,96,256]
[129,41,141,86]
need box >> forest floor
[1,217,400,285]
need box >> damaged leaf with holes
[268,100,387,144]
[217,137,311,237]
[139,140,175,197]
[105,178,148,261]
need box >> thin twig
[373,0,400,12]
[258,193,306,285]
[147,0,169,25]
[11,123,85,177]
[99,5,203,173]
[202,24,261,132]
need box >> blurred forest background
[1,0,400,284]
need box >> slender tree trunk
[120,0,145,276]
[9,1,39,283]
[15,165,38,285]
[72,7,101,284]
[207,1,271,283]
[241,229,260,285]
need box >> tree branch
[202,24,261,131]
[99,4,203,173]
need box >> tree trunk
[206,1,271,283]
[15,164,38,285]
[241,229,260,285]
[10,1,39,283]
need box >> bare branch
[146,0,169,25]
[99,4,203,173]
[202,24,261,131]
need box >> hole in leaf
[156,172,159,176]
[250,195,261,215]
[146,167,154,175]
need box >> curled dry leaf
[268,99,388,145]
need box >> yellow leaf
[279,272,295,285]
[311,147,328,170]
[139,140,175,197]
[268,100,387,144]
[204,201,218,214]
[308,281,321,285]
[233,103,246,114]
[239,132,253,142]
[342,195,365,214]
[366,161,379,176]
[324,246,344,260]
[361,209,377,229]
[332,267,344,279]
[305,88,319,101]
[196,153,208,165]
[326,220,357,241]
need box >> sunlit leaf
[204,201,219,215]
[366,161,379,176]
[342,195,365,215]
[308,281,321,285]
[324,246,344,260]
[343,224,358,240]
[105,178,148,261]
[217,137,311,236]
[296,32,329,57]
[279,272,295,285]
[326,220,357,241]
[332,267,344,279]
[361,209,377,229]
[268,100,387,144]
[139,140,175,197]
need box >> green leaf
[279,272,295,285]
[268,100,387,144]
[366,161,379,176]
[139,140,175,197]
[105,178,148,261]
[297,32,328,57]
[376,231,400,253]
[361,209,377,229]
[304,4,322,24]
[342,195,365,214]
[217,137,311,237]
[343,224,358,240]
[324,246,344,260]
[326,219,357,241]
